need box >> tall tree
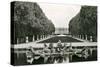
[12,1,55,44]
[69,6,97,41]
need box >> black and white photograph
[11,1,97,66]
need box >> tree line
[69,6,97,42]
[11,1,55,44]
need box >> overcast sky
[38,3,81,28]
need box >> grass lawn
[38,36,82,43]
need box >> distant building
[55,28,69,34]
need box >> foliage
[69,6,97,36]
[13,1,55,38]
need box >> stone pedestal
[40,35,42,39]
[33,35,34,41]
[17,38,19,44]
[90,36,93,42]
[85,35,87,40]
[42,35,43,39]
[26,36,28,43]
[79,35,81,38]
